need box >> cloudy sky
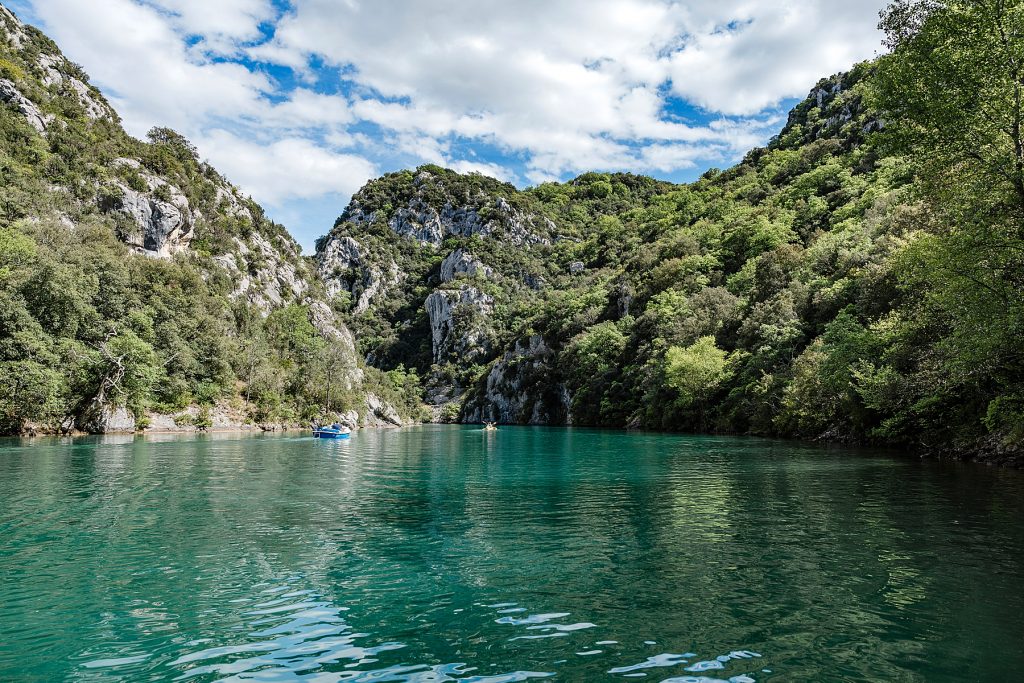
[8,0,888,250]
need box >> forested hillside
[318,0,1024,464]
[2,0,1021,463]
[0,4,419,434]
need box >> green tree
[664,336,733,412]
[873,0,1024,449]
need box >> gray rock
[103,183,193,256]
[424,286,494,363]
[337,410,360,429]
[524,273,546,290]
[365,393,403,427]
[440,248,493,282]
[569,261,585,275]
[0,5,30,50]
[216,231,310,311]
[0,78,49,132]
[317,235,401,313]
[342,175,551,248]
[81,406,136,434]
[462,335,570,425]
[37,53,114,121]
[214,185,251,220]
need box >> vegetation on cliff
[0,5,418,433]
[3,0,1022,462]
[318,1,1024,462]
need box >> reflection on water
[1,427,1023,682]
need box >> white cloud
[26,0,368,213]
[30,0,272,135]
[198,130,377,204]
[667,2,887,115]
[19,0,889,248]
[258,0,886,177]
[448,160,519,184]
[152,0,275,54]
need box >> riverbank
[18,395,411,438]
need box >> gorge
[1,3,1022,465]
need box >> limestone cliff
[0,4,411,434]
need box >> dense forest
[1,1,1022,464]
[317,0,1024,464]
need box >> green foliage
[664,337,733,409]
[310,6,1024,461]
[4,1,1022,460]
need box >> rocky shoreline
[18,393,410,437]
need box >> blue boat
[313,426,351,439]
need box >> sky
[7,0,889,251]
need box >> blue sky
[8,0,887,251]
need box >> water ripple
[2,428,1023,681]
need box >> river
[1,426,1022,681]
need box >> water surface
[1,426,1022,681]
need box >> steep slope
[317,61,1016,459]
[316,165,673,419]
[0,5,415,433]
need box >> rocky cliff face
[1,6,116,125]
[771,62,884,150]
[309,65,889,432]
[0,5,332,314]
[0,3,417,434]
[440,248,493,282]
[316,167,554,319]
[314,165,572,420]
[316,234,402,314]
[462,335,570,425]
[341,169,554,247]
[424,286,495,363]
[101,158,196,256]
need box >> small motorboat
[313,424,351,439]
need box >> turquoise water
[1,427,1023,682]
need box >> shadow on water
[0,426,1022,682]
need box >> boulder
[81,406,136,434]
[364,394,403,427]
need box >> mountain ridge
[3,3,1021,465]
[0,3,419,434]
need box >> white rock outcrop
[317,235,402,313]
[0,78,49,132]
[424,286,494,363]
[342,171,553,248]
[364,393,403,427]
[37,53,115,121]
[440,248,493,282]
[101,160,195,256]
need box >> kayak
[313,427,350,439]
